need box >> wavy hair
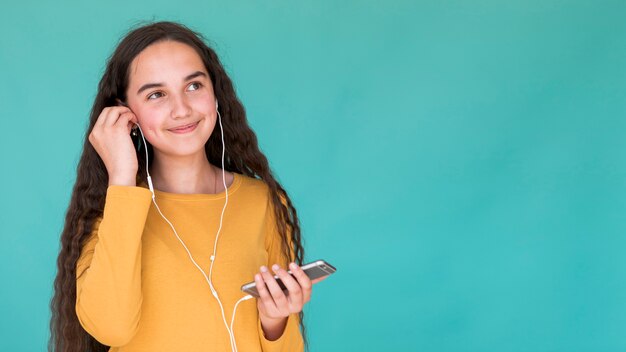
[49,21,306,351]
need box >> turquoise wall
[1,1,625,350]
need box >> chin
[157,140,209,157]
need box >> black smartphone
[241,259,336,298]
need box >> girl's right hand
[88,106,139,186]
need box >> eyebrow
[136,71,208,95]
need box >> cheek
[190,96,215,115]
[135,105,164,132]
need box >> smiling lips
[168,121,199,134]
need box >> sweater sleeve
[258,196,305,352]
[75,185,153,347]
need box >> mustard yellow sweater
[75,172,304,351]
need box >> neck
[149,150,223,194]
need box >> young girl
[50,21,325,352]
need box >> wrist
[108,172,137,187]
[259,314,288,341]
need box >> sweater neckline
[140,172,243,201]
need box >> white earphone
[133,98,253,352]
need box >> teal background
[1,1,625,351]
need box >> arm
[75,185,153,346]
[256,197,305,352]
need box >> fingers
[287,262,313,303]
[120,111,138,132]
[103,107,123,127]
[254,271,276,312]
[260,266,290,316]
[94,106,136,130]
[272,264,303,308]
[255,263,320,318]
[88,105,140,182]
[94,106,124,128]
[121,110,139,125]
[109,109,137,129]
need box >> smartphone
[241,259,336,298]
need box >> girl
[50,21,325,352]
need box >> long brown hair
[49,21,307,351]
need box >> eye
[188,82,203,91]
[147,91,164,100]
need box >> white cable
[208,105,229,294]
[133,105,253,352]
[231,295,254,351]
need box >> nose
[170,93,192,119]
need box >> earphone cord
[134,108,253,352]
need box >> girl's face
[125,40,217,159]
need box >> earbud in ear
[215,100,219,110]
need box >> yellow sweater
[75,172,304,351]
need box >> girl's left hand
[254,262,328,320]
